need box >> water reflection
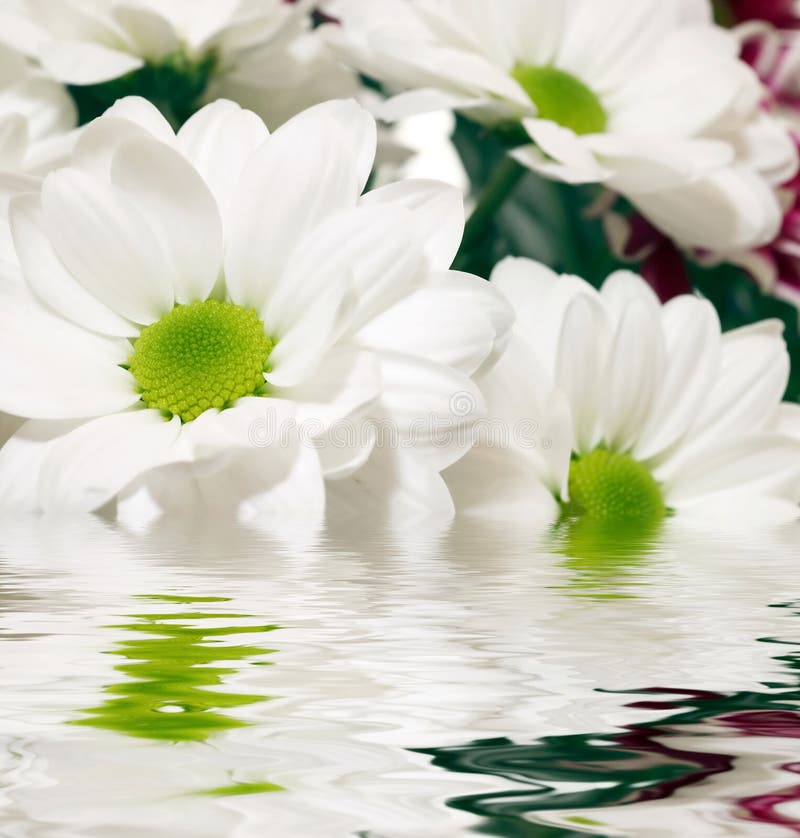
[0,515,797,836]
[551,517,663,600]
[418,600,800,836]
[71,594,279,743]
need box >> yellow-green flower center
[511,65,607,135]
[129,300,274,423]
[562,449,666,524]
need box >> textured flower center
[563,449,666,524]
[128,300,274,423]
[511,65,607,135]
[68,49,217,127]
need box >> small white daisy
[447,258,800,529]
[0,0,357,128]
[0,96,510,528]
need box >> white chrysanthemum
[0,96,510,527]
[327,0,796,251]
[447,258,800,528]
[0,0,357,129]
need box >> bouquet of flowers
[0,0,798,536]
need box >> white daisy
[0,96,510,528]
[327,0,762,189]
[446,258,800,529]
[0,0,357,129]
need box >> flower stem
[454,156,525,273]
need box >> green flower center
[562,449,667,524]
[68,49,217,128]
[128,300,274,423]
[510,65,607,135]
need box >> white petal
[177,99,269,217]
[112,5,179,62]
[444,444,560,526]
[71,100,176,178]
[10,193,138,337]
[518,120,611,185]
[274,347,382,432]
[315,423,377,481]
[265,283,357,389]
[585,135,734,195]
[675,492,800,529]
[97,96,176,140]
[154,408,327,532]
[0,113,27,170]
[0,419,82,510]
[600,296,665,452]
[225,100,375,311]
[663,434,800,504]
[558,0,673,92]
[475,331,574,498]
[358,270,511,377]
[682,332,789,449]
[376,88,484,121]
[490,257,561,329]
[634,297,721,461]
[555,292,611,452]
[376,352,486,471]
[110,136,224,303]
[326,446,455,526]
[600,270,661,316]
[361,178,464,270]
[41,168,174,324]
[777,402,800,441]
[41,41,144,85]
[262,203,419,340]
[630,166,783,252]
[39,410,181,512]
[0,283,139,419]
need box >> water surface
[0,516,798,837]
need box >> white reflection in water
[0,514,797,837]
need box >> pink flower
[726,0,800,27]
[738,24,800,307]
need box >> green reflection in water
[200,781,284,797]
[551,516,663,599]
[71,594,279,743]
[415,601,800,837]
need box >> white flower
[326,0,750,177]
[0,96,510,528]
[326,0,796,251]
[0,0,357,129]
[446,258,800,529]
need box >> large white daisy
[326,0,796,252]
[0,0,357,129]
[0,96,510,527]
[446,258,800,529]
